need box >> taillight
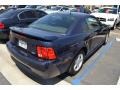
[37,46,56,60]
[0,22,5,29]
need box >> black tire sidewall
[113,20,117,30]
[103,34,109,45]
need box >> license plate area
[18,40,27,50]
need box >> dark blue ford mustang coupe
[7,12,110,79]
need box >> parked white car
[91,7,120,29]
[0,6,5,10]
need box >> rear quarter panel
[52,33,88,61]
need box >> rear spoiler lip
[9,26,59,41]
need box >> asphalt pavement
[0,72,10,85]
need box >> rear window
[19,11,36,19]
[0,9,17,18]
[29,14,77,34]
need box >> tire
[103,34,109,45]
[68,50,85,76]
[112,20,117,30]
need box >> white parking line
[116,38,120,42]
[117,77,120,85]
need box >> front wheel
[112,20,117,30]
[103,34,109,45]
[68,51,85,75]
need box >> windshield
[29,14,76,34]
[98,8,117,14]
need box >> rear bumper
[0,29,9,39]
[6,41,70,79]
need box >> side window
[24,11,36,19]
[19,12,26,19]
[19,11,36,20]
[86,17,101,32]
[35,11,46,18]
[62,7,69,10]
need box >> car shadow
[0,40,8,44]
[10,55,69,85]
[13,57,69,85]
[18,65,69,85]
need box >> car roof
[50,12,91,19]
[7,8,44,13]
[0,8,45,19]
[14,8,41,11]
[6,8,46,15]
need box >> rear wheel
[68,50,85,75]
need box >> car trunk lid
[10,26,63,41]
[9,26,64,58]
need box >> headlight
[108,18,114,21]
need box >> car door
[85,16,105,50]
